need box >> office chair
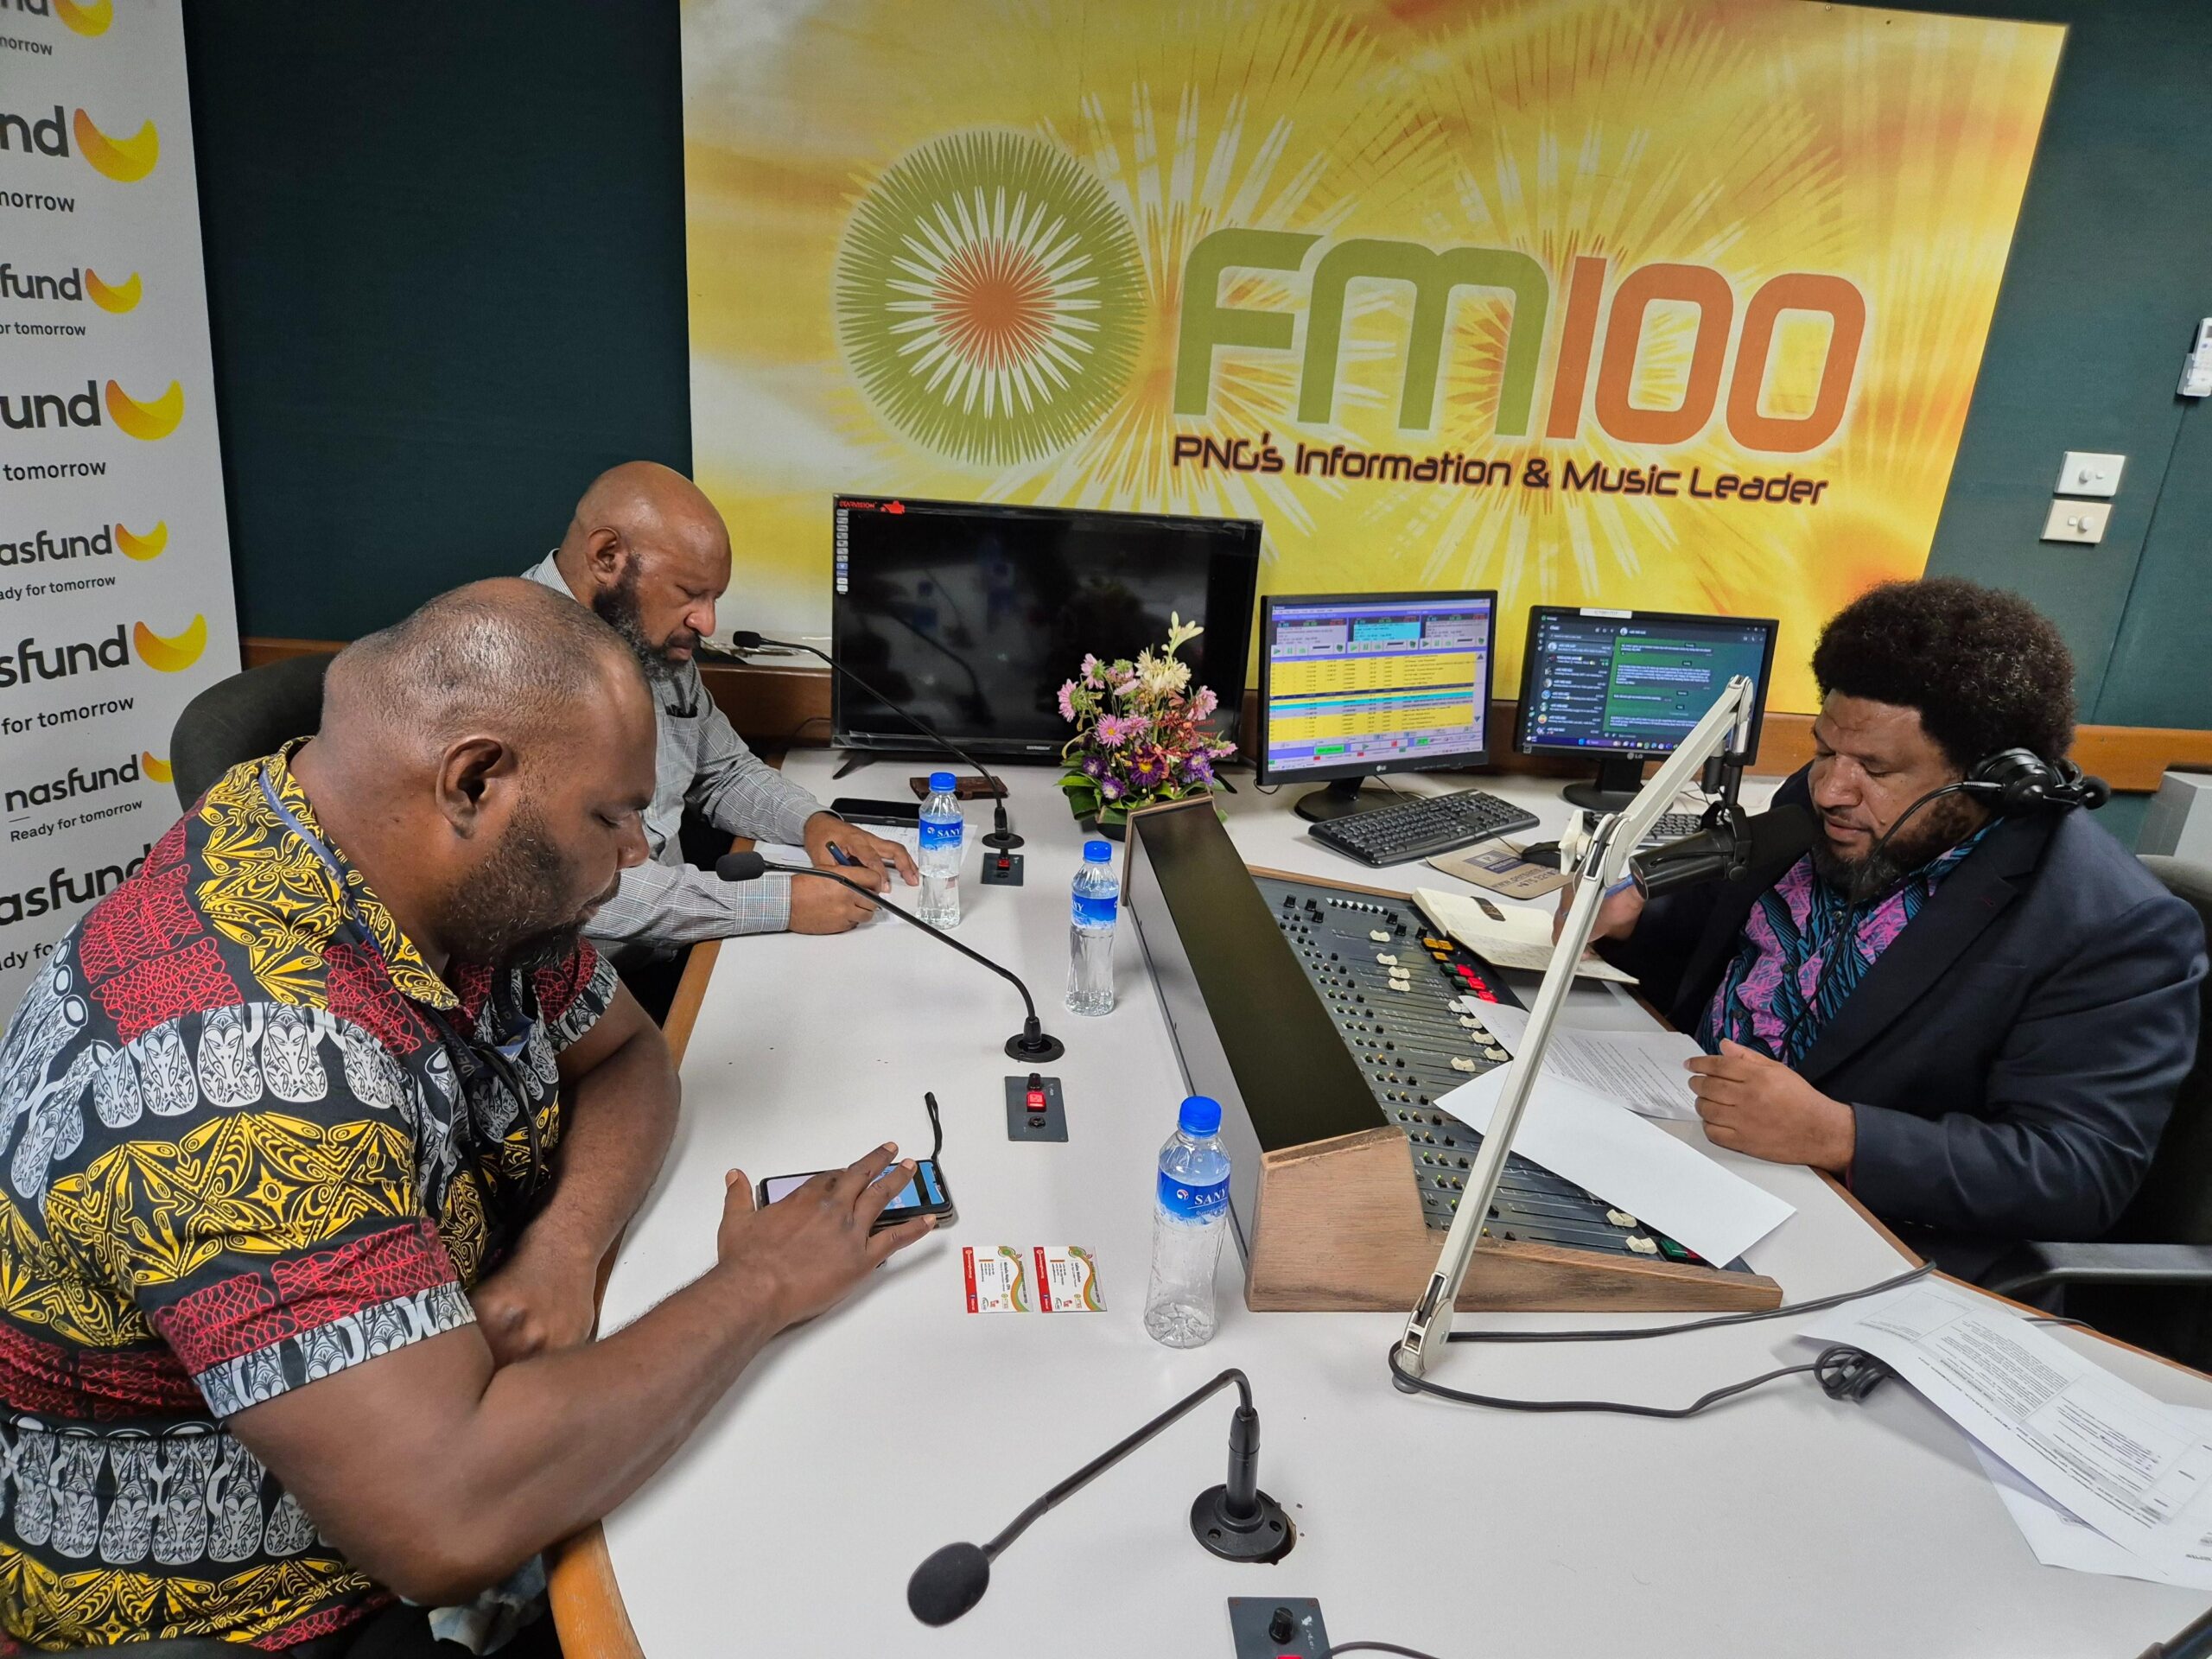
[168,652,334,810]
[1984,855,2212,1364]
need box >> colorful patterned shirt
[0,749,614,1650]
[1699,826,1992,1064]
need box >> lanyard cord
[257,766,550,1213]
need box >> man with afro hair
[1589,578,2206,1276]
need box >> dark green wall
[182,2,690,640]
[1922,0,2212,738]
[188,0,2211,783]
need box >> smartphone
[830,796,920,828]
[756,1158,956,1230]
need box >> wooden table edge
[548,935,721,1659]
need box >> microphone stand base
[1005,1031,1066,1064]
[980,829,1025,851]
[1190,1486,1295,1564]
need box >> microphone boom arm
[732,856,1063,1063]
[1394,675,1761,1382]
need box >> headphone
[1869,747,2108,861]
[1765,747,2107,1064]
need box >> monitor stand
[1294,778,1394,823]
[1561,754,1651,813]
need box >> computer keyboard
[1642,811,1710,843]
[1307,788,1542,867]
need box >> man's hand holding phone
[717,1142,935,1332]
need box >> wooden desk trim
[546,940,721,1658]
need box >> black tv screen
[830,495,1262,760]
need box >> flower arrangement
[1057,615,1238,833]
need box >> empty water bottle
[1066,839,1118,1015]
[1143,1096,1232,1348]
[917,771,964,927]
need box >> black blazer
[1605,772,2208,1270]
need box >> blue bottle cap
[1179,1095,1223,1137]
[1084,839,1112,861]
[928,771,957,792]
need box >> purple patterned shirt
[1699,826,1991,1065]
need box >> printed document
[1436,1064,1793,1267]
[1803,1277,2212,1577]
[1470,1002,1702,1122]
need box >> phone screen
[761,1160,945,1212]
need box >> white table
[585,756,2212,1658]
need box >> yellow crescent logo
[140,753,172,784]
[55,0,112,35]
[72,111,158,182]
[133,615,207,673]
[105,380,182,441]
[85,269,141,313]
[115,519,166,561]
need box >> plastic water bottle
[1066,838,1118,1015]
[917,770,964,927]
[1143,1096,1232,1348]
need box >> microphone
[1629,804,1817,899]
[716,851,1063,1063]
[727,630,1021,851]
[906,1367,1292,1626]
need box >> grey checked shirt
[524,552,823,944]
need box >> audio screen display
[1257,594,1496,779]
[1520,609,1777,757]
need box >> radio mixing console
[1256,875,1729,1269]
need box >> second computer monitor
[1255,591,1498,823]
[1516,606,1780,810]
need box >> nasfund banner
[683,0,2063,708]
[0,0,239,1009]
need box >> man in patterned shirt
[0,581,934,1652]
[522,461,918,952]
[1586,580,2205,1274]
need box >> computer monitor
[1515,606,1781,810]
[830,495,1261,760]
[1253,590,1499,823]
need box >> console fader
[1257,875,1720,1269]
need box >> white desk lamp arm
[1394,675,1761,1382]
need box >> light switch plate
[2041,499,2113,544]
[2056,451,2125,497]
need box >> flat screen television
[830,494,1262,760]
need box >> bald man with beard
[0,581,933,1652]
[523,463,918,963]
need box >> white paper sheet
[1414,888,1638,984]
[1469,1003,1702,1122]
[1434,1065,1794,1267]
[1972,1437,2212,1588]
[1802,1277,2212,1578]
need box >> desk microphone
[1629,804,1817,899]
[715,851,1063,1063]
[725,630,1021,851]
[906,1367,1292,1626]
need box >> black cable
[1387,1262,1929,1415]
[923,1090,943,1165]
[1389,1342,1891,1418]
